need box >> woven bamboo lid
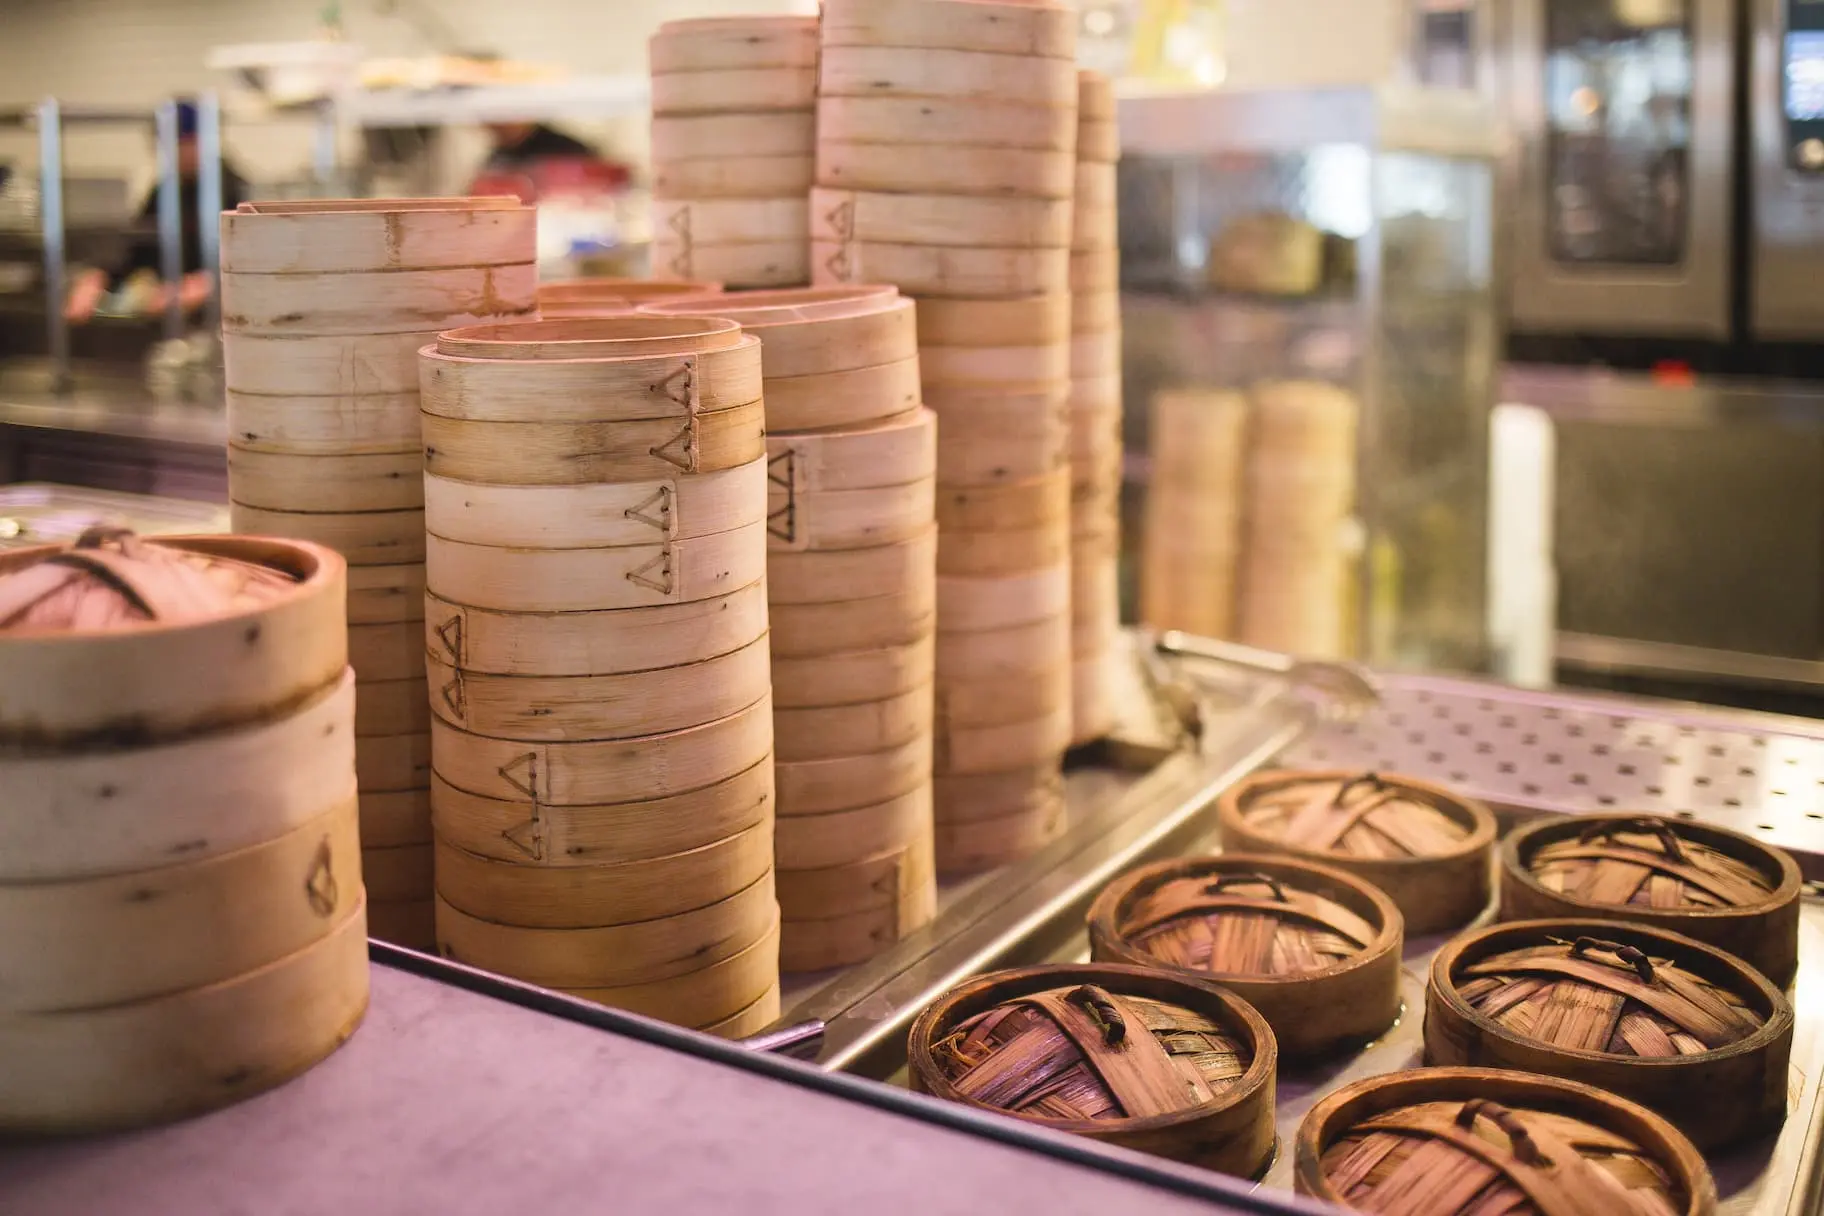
[1297,1068,1716,1216]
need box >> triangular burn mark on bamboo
[655,361,696,409]
[825,197,855,240]
[649,419,698,471]
[435,614,463,661]
[826,244,854,280]
[441,670,466,719]
[502,816,541,860]
[667,205,692,241]
[498,751,537,799]
[305,839,338,916]
[626,549,674,595]
[767,449,798,542]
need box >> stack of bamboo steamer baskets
[537,277,722,318]
[0,530,367,1131]
[221,197,536,950]
[1139,388,1247,640]
[641,286,936,972]
[649,16,818,288]
[1068,70,1122,744]
[419,315,780,1035]
[814,0,1080,876]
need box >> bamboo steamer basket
[1078,119,1119,164]
[936,701,1073,778]
[934,517,1068,577]
[562,915,781,1027]
[420,340,762,424]
[435,870,775,989]
[365,898,434,950]
[703,985,782,1037]
[434,314,742,360]
[424,520,767,613]
[220,197,532,274]
[936,468,1068,534]
[771,634,934,708]
[650,14,818,72]
[810,187,1073,250]
[1078,68,1116,121]
[653,155,815,201]
[921,342,1070,388]
[936,778,1064,875]
[1070,405,1121,466]
[226,390,424,455]
[1295,1068,1717,1216]
[0,794,360,1013]
[766,526,937,606]
[938,432,1069,488]
[640,285,911,375]
[430,693,773,807]
[909,963,1277,1176]
[815,239,1069,298]
[936,763,1063,825]
[1426,919,1794,1150]
[759,357,923,433]
[1087,854,1403,1059]
[359,787,431,848]
[938,565,1071,633]
[1073,203,1118,251]
[0,672,356,882]
[774,685,933,762]
[355,730,431,792]
[229,504,425,567]
[1072,290,1120,335]
[818,45,1077,108]
[767,409,936,553]
[934,662,1071,731]
[433,819,773,929]
[781,880,937,971]
[420,403,764,485]
[354,675,431,737]
[817,96,1077,153]
[361,841,432,903]
[1072,369,1122,410]
[221,263,536,336]
[770,583,936,657]
[650,67,817,116]
[223,329,439,396]
[775,784,931,868]
[1075,160,1117,211]
[1217,769,1496,934]
[425,633,771,742]
[0,896,369,1134]
[820,0,1077,58]
[935,611,1071,680]
[655,197,808,245]
[776,734,932,815]
[1071,651,1119,745]
[816,142,1076,200]
[535,277,722,318]
[1070,246,1120,294]
[346,619,425,681]
[652,112,816,161]
[1500,814,1802,989]
[918,295,1070,348]
[0,531,346,746]
[425,580,768,678]
[655,238,808,289]
[924,379,1068,440]
[777,831,934,918]
[1068,330,1121,380]
[431,755,774,867]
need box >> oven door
[1752,0,1824,339]
[1503,0,1736,338]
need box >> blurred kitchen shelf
[334,76,651,127]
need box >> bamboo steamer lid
[360,839,430,903]
[354,675,431,737]
[653,155,815,201]
[817,141,1076,200]
[776,733,932,815]
[536,277,723,317]
[817,95,1077,153]
[0,895,369,1134]
[935,611,1071,680]
[424,580,768,678]
[639,285,915,378]
[224,329,438,395]
[561,913,780,1028]
[918,295,1070,348]
[431,756,773,868]
[820,0,1076,58]
[935,762,1062,825]
[0,530,346,745]
[936,700,1072,777]
[775,784,932,867]
[220,197,532,274]
[815,239,1069,298]
[222,263,536,336]
[420,340,762,425]
[0,794,360,1013]
[426,633,771,743]
[650,66,817,115]
[655,238,809,289]
[430,693,773,807]
[359,787,431,848]
[347,619,425,681]
[433,819,774,929]
[766,526,937,606]
[652,112,815,161]
[774,686,933,763]
[355,730,431,792]
[366,898,434,951]
[771,634,934,709]
[1500,814,1802,989]
[819,45,1076,108]
[1296,1068,1717,1216]
[703,984,782,1037]
[781,879,937,971]
[229,504,425,567]
[421,404,764,485]
[935,790,1065,874]
[227,390,423,455]
[770,582,936,657]
[434,870,775,989]
[811,187,1073,250]
[1217,770,1496,934]
[938,564,1070,632]
[1426,919,1794,1150]
[908,963,1277,1176]
[655,197,807,245]
[935,662,1071,731]
[650,14,818,72]
[1087,854,1403,1059]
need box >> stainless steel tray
[0,481,228,549]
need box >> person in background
[65,99,249,324]
[480,121,597,173]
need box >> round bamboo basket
[0,896,369,1134]
[703,985,782,1037]
[346,619,425,681]
[908,963,1277,1176]
[649,67,817,115]
[536,277,722,318]
[1069,246,1120,294]
[1426,919,1794,1150]
[425,633,771,742]
[1068,330,1121,380]
[221,263,536,336]
[766,409,936,551]
[936,468,1068,534]
[1072,290,1120,335]
[436,313,742,360]
[918,295,1070,348]
[0,531,347,746]
[936,795,1064,877]
[1076,160,1117,211]
[366,898,434,951]
[430,693,773,807]
[816,142,1075,200]
[781,880,938,971]
[1295,1068,1717,1216]
[422,458,766,550]
[354,675,432,737]
[816,95,1077,152]
[937,565,1071,632]
[561,914,780,1027]
[354,729,432,792]
[649,14,818,72]
[227,390,424,455]
[765,526,937,606]
[229,504,425,567]
[776,734,932,816]
[421,402,764,485]
[935,611,1071,680]
[756,357,923,433]
[935,762,1063,824]
[359,787,432,848]
[1500,814,1802,989]
[774,685,933,763]
[818,45,1077,108]
[435,871,774,989]
[774,784,932,869]
[223,329,438,396]
[770,582,936,657]
[360,842,432,903]
[936,701,1073,777]
[639,285,911,375]
[937,434,1069,488]
[431,756,774,868]
[652,112,816,161]
[221,197,533,274]
[934,663,1071,731]
[655,238,808,289]
[815,239,1069,298]
[819,0,1077,58]
[924,380,1069,441]
[420,338,762,424]
[777,832,934,919]
[0,671,355,883]
[921,341,1070,388]
[770,634,934,708]
[1071,651,1119,745]
[425,580,768,678]
[653,155,815,201]
[655,197,808,245]
[1087,854,1403,1059]
[1216,769,1496,935]
[810,187,1072,250]
[1078,119,1119,165]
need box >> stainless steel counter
[0,373,225,500]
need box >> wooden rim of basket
[221,204,534,274]
[814,94,1078,153]
[434,314,743,359]
[1294,1066,1716,1216]
[1218,768,1498,870]
[809,187,1074,249]
[1086,852,1404,987]
[650,15,819,73]
[818,0,1077,60]
[640,284,901,326]
[418,335,762,423]
[538,277,723,303]
[816,43,1079,108]
[1501,813,1802,923]
[1431,917,1793,1068]
[237,196,519,215]
[908,961,1276,1135]
[766,407,935,492]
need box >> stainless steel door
[1504,0,1736,337]
[1752,0,1824,339]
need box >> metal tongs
[1154,630,1381,722]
